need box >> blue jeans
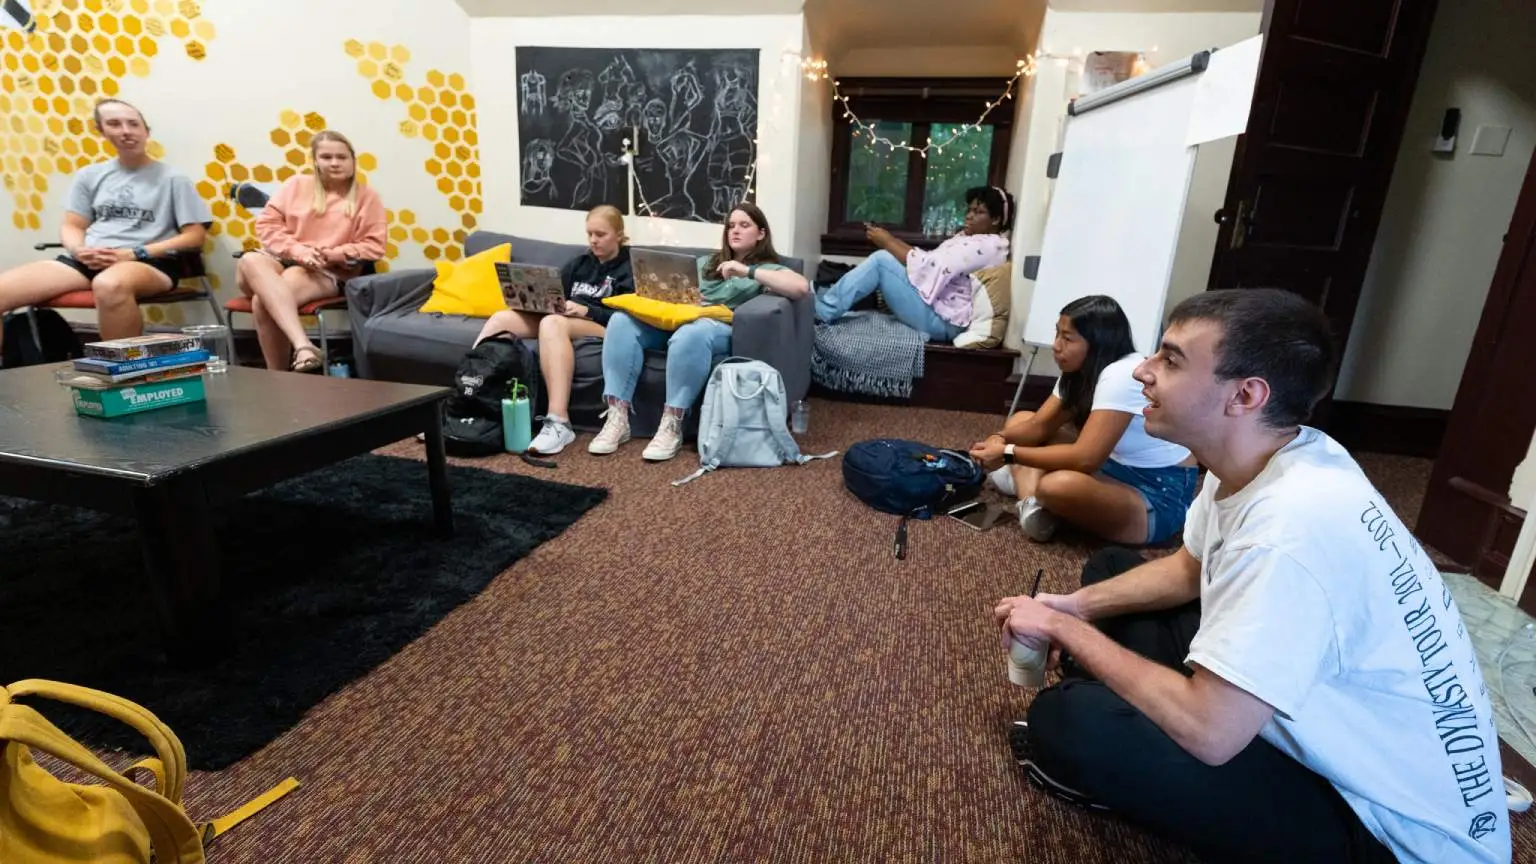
[1098,459,1201,545]
[601,313,732,411]
[814,250,962,342]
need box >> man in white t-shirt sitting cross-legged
[995,288,1511,864]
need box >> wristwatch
[132,246,150,262]
[747,263,759,280]
[1003,443,1017,464]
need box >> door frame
[1419,145,1536,577]
[1498,153,1536,601]
[1502,512,1535,600]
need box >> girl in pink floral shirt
[815,186,1013,341]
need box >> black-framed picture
[515,46,759,222]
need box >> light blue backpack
[673,357,838,486]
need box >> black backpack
[442,332,541,457]
[842,439,984,559]
[2,309,84,369]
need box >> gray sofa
[344,230,812,438]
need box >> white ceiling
[804,0,1041,55]
[454,0,804,15]
[1049,0,1261,10]
[453,0,1264,57]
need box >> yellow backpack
[0,679,298,864]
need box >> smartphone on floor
[947,500,998,532]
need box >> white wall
[1005,8,1261,369]
[0,0,474,328]
[835,46,1021,78]
[471,14,813,255]
[1335,0,1536,409]
[794,21,832,273]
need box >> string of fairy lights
[612,50,1050,237]
[808,55,1040,159]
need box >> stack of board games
[57,334,211,418]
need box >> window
[845,121,911,224]
[824,78,1014,256]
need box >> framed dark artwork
[515,46,760,222]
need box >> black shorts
[56,254,184,287]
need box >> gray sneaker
[1017,496,1059,542]
[587,408,631,455]
[528,416,576,455]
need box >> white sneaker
[1017,496,1059,542]
[587,408,630,455]
[988,466,1017,498]
[642,413,685,462]
[529,416,576,455]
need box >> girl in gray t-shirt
[0,99,211,358]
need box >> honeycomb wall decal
[0,0,214,234]
[193,109,395,273]
[345,39,480,263]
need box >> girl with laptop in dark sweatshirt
[471,204,632,455]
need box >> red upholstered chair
[23,242,225,350]
[223,282,351,368]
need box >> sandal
[290,344,323,374]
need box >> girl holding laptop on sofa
[470,204,634,455]
[968,295,1199,545]
[589,203,809,462]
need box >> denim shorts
[1098,458,1200,545]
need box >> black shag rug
[0,453,607,770]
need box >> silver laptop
[496,262,566,314]
[630,248,704,305]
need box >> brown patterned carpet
[166,399,1530,863]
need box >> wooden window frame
[823,77,1014,257]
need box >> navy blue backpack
[842,439,985,559]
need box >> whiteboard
[1023,72,1203,355]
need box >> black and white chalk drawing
[519,68,547,116]
[515,47,759,221]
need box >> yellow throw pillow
[603,294,734,331]
[418,242,512,318]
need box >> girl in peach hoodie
[238,130,386,372]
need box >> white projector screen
[1023,72,1203,355]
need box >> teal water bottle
[503,380,532,453]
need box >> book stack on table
[56,335,211,418]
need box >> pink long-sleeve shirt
[255,175,386,274]
[906,232,1011,326]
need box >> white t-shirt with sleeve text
[1183,427,1509,864]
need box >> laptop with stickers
[496,262,566,314]
[630,248,705,306]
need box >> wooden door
[1209,0,1440,372]
[1418,148,1536,578]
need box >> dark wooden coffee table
[0,363,453,658]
